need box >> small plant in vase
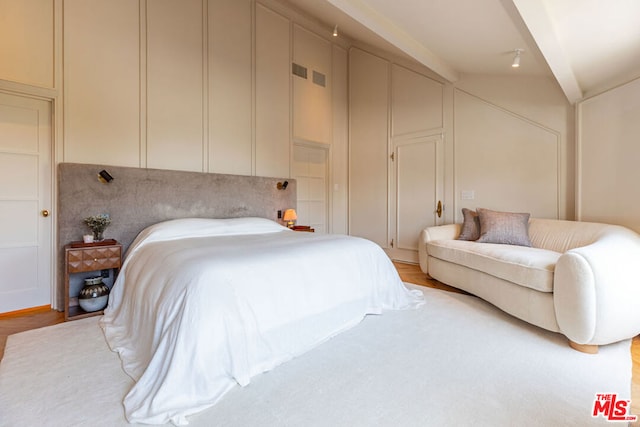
[84,214,111,242]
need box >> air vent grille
[292,63,307,79]
[312,70,326,87]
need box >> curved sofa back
[529,218,635,253]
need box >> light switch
[461,190,475,200]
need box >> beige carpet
[0,286,632,426]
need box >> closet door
[390,135,443,261]
[348,48,389,247]
[292,144,329,234]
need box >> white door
[0,92,52,313]
[388,134,443,262]
[292,143,329,234]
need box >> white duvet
[100,217,424,425]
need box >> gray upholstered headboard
[57,163,296,308]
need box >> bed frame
[56,163,296,309]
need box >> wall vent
[312,70,326,87]
[292,63,307,79]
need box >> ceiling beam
[511,0,583,103]
[326,0,459,82]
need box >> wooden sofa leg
[569,340,599,354]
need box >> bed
[100,217,424,425]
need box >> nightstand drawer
[68,246,121,273]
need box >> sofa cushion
[528,218,615,253]
[476,208,532,247]
[427,239,560,292]
[458,208,480,241]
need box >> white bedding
[100,217,424,425]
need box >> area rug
[0,286,632,426]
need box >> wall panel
[63,0,140,166]
[349,48,389,247]
[454,90,559,219]
[0,0,54,88]
[146,0,204,172]
[255,4,290,178]
[454,74,574,220]
[391,64,443,137]
[293,25,332,145]
[577,78,640,232]
[331,45,348,235]
[208,0,252,175]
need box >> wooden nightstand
[292,226,315,232]
[64,240,122,321]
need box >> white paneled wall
[293,25,332,145]
[208,0,252,175]
[63,0,141,167]
[146,0,204,172]
[2,0,576,253]
[331,45,349,235]
[349,48,390,247]
[349,48,445,261]
[454,90,559,219]
[58,0,350,229]
[348,45,571,261]
[58,0,349,181]
[255,4,290,178]
[0,0,54,88]
[391,64,443,137]
[577,78,640,232]
[453,74,574,221]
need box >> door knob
[41,209,50,217]
[436,201,442,218]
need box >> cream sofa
[419,218,640,352]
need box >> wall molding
[453,88,562,220]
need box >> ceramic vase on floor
[79,276,110,312]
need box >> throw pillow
[476,208,532,246]
[458,208,480,241]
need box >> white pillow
[127,217,289,257]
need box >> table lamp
[283,209,297,228]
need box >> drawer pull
[94,258,98,262]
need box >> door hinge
[390,152,394,161]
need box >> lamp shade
[283,209,297,221]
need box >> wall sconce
[277,180,289,190]
[97,169,114,183]
[283,208,297,228]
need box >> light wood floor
[0,262,638,418]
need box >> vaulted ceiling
[286,0,640,104]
